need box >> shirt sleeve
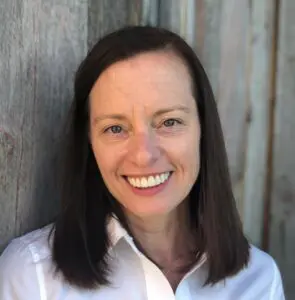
[270,260,285,300]
[0,239,42,300]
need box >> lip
[123,172,173,197]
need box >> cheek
[91,141,124,179]
[183,143,200,176]
[176,132,200,180]
[169,131,200,162]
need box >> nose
[127,131,160,168]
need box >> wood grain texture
[0,0,23,250]
[88,0,145,48]
[141,0,159,26]
[159,0,196,46]
[269,0,295,297]
[242,0,275,247]
[215,0,250,218]
[158,0,181,34]
[194,0,223,98]
[88,0,129,48]
[0,0,88,252]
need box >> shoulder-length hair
[52,25,250,289]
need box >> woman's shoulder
[0,224,54,265]
[231,244,285,298]
[248,244,278,271]
[0,224,54,299]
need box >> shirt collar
[107,215,207,267]
[108,215,131,246]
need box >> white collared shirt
[0,219,285,300]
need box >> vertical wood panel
[16,0,88,238]
[88,0,130,48]
[216,0,250,217]
[141,0,159,26]
[270,0,295,297]
[242,0,275,247]
[0,0,23,251]
[158,0,182,34]
[159,0,195,46]
[0,0,88,251]
[194,0,223,98]
[88,0,151,48]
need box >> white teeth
[155,175,161,185]
[127,172,171,188]
[130,178,136,186]
[148,176,156,186]
[136,178,140,187]
[141,177,148,188]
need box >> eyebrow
[153,105,191,118]
[92,105,191,125]
[93,114,128,126]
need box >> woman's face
[89,51,201,219]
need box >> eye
[163,118,182,127]
[105,125,123,134]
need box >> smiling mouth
[123,172,172,189]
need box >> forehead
[89,51,195,112]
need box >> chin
[126,202,178,219]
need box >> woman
[0,26,285,299]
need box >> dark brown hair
[52,25,250,289]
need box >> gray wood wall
[1,0,294,298]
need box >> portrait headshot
[0,1,292,299]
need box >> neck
[124,200,196,270]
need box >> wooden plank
[0,0,88,252]
[88,0,150,48]
[0,0,24,251]
[269,0,295,297]
[242,0,275,248]
[215,0,250,218]
[141,0,159,26]
[158,0,195,46]
[193,0,223,98]
[158,0,182,34]
[16,0,88,237]
[88,0,130,48]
